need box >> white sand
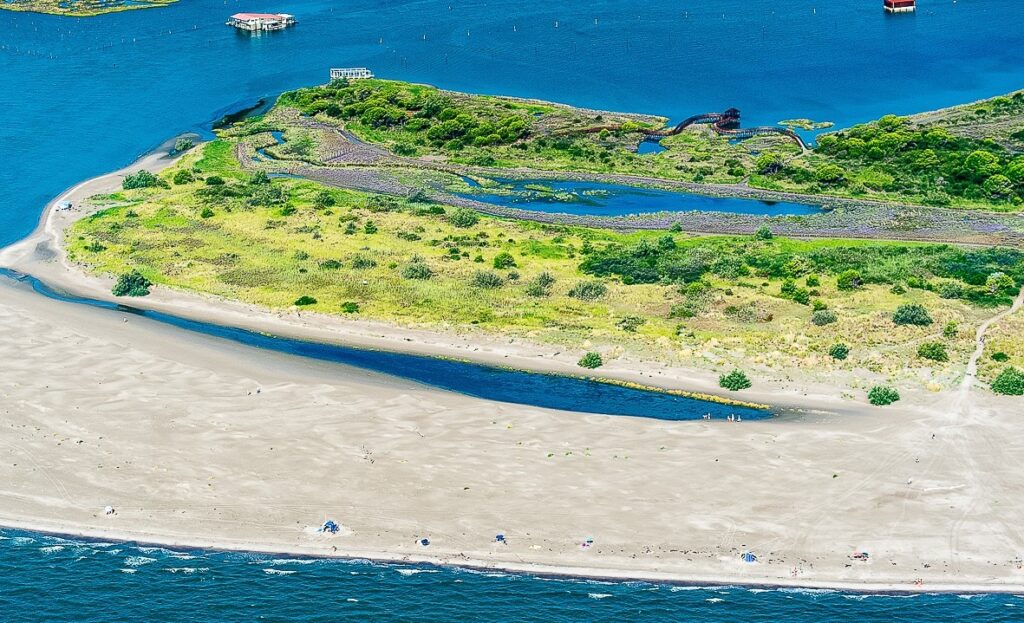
[1,146,1023,592]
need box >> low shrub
[991,352,1010,362]
[719,369,752,391]
[917,342,949,362]
[811,310,838,326]
[471,270,504,289]
[493,251,517,269]
[568,280,607,301]
[340,301,360,313]
[868,386,900,406]
[893,304,933,326]
[294,295,317,306]
[828,343,850,360]
[122,170,159,190]
[111,271,152,297]
[401,257,433,280]
[448,207,480,228]
[577,352,603,369]
[991,367,1024,395]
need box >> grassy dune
[67,141,1024,391]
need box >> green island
[67,79,1024,396]
[0,0,177,16]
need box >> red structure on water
[884,0,916,13]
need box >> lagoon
[459,178,822,217]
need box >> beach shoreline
[3,519,1022,595]
[2,141,1024,594]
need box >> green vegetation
[0,0,177,16]
[868,386,901,406]
[68,136,1024,394]
[893,304,934,326]
[122,170,161,190]
[111,271,152,297]
[917,342,949,362]
[828,343,850,361]
[173,138,195,154]
[757,93,1024,210]
[719,370,752,391]
[578,352,603,369]
[991,367,1024,395]
[992,352,1010,362]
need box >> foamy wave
[11,537,35,546]
[706,598,725,604]
[264,558,318,566]
[263,569,297,575]
[39,545,65,554]
[119,569,137,574]
[588,593,612,600]
[397,568,438,577]
[123,556,156,567]
[164,567,209,574]
[778,587,838,596]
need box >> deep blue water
[4,0,1024,615]
[459,177,821,216]
[4,0,1024,248]
[1,529,1022,623]
[1,268,770,421]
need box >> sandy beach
[2,147,1024,592]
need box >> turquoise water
[1,529,1022,622]
[4,0,1024,615]
[459,178,821,216]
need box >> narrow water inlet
[0,269,772,422]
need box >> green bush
[122,170,158,190]
[811,310,838,326]
[719,369,752,391]
[173,169,195,185]
[294,295,317,306]
[917,342,949,362]
[200,207,214,219]
[319,259,342,270]
[363,221,378,234]
[173,138,195,153]
[943,321,959,338]
[205,176,225,186]
[471,270,504,289]
[448,208,480,228]
[568,280,607,301]
[868,386,900,406]
[828,343,850,360]
[578,352,603,369]
[351,254,377,269]
[493,251,517,269]
[836,269,862,291]
[111,271,152,297]
[991,367,1024,395]
[340,301,360,313]
[401,258,433,280]
[991,352,1010,362]
[525,271,556,297]
[754,226,773,240]
[893,304,933,326]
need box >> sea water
[2,0,1024,247]
[0,529,1020,622]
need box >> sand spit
[1,144,1024,592]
